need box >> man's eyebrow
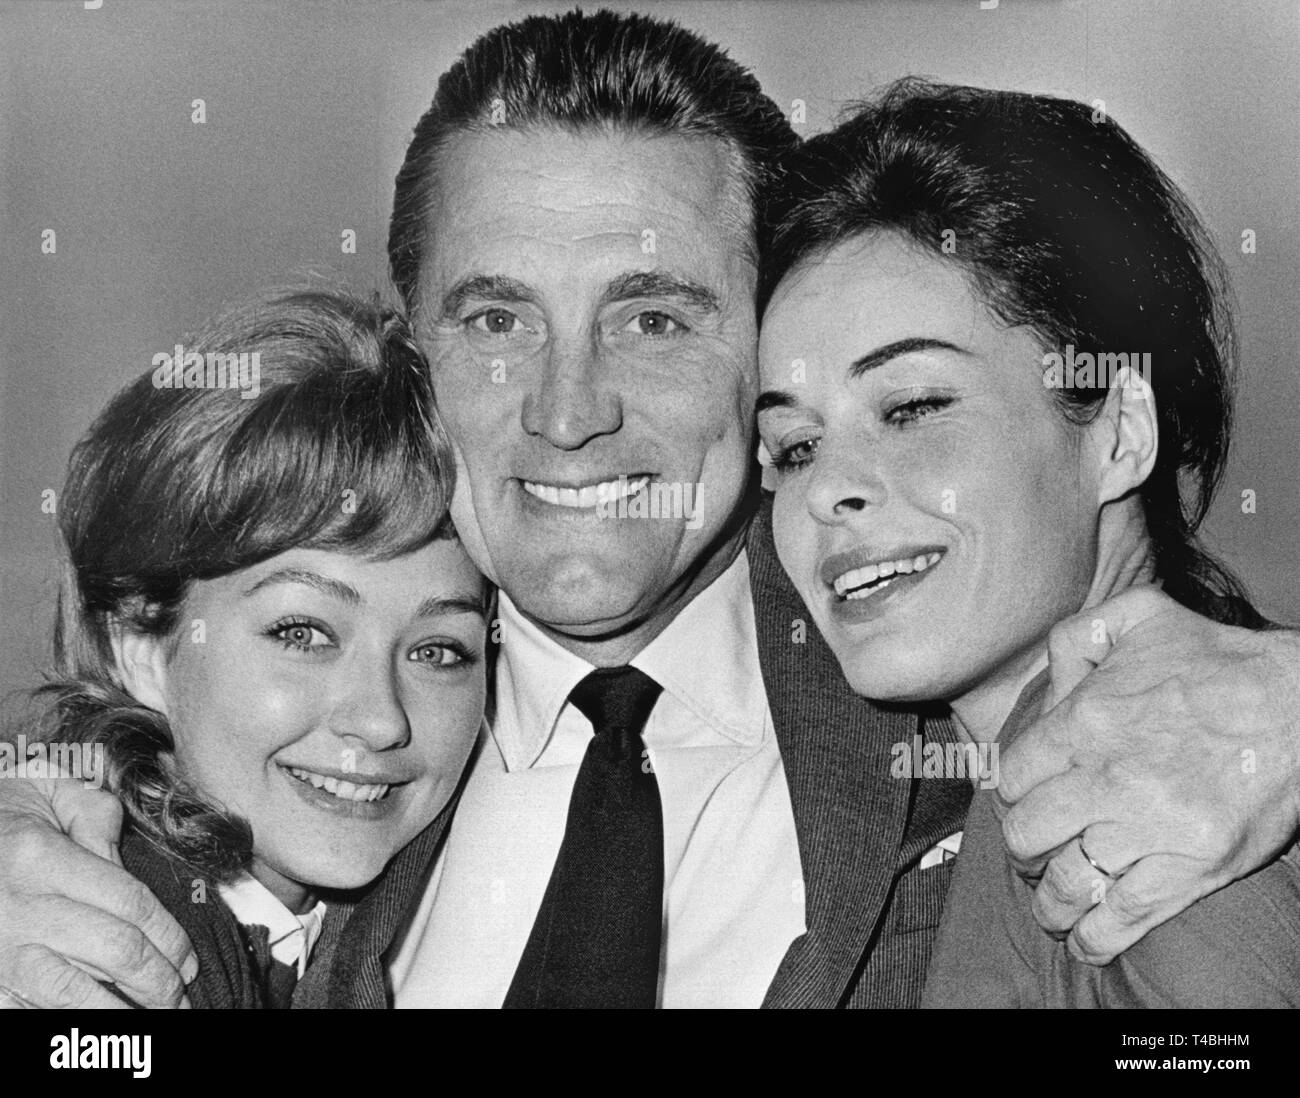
[440,274,538,317]
[600,270,720,312]
[243,569,362,605]
[848,337,970,378]
[413,595,489,621]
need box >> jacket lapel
[748,497,920,1007]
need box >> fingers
[50,782,125,866]
[1065,857,1200,965]
[996,716,1074,808]
[1003,586,1176,801]
[1029,838,1124,936]
[0,884,193,1009]
[1041,586,1174,707]
[1001,766,1103,865]
[1043,609,1113,713]
[52,846,198,1001]
[0,946,135,1010]
[34,895,192,1009]
[0,816,197,1007]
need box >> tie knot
[569,666,662,742]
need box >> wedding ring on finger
[1077,834,1127,881]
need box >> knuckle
[0,827,54,879]
[1070,918,1113,960]
[1031,890,1070,933]
[104,922,153,974]
[1000,810,1034,860]
[1107,878,1159,922]
[1069,688,1111,734]
[120,880,161,929]
[19,947,94,1009]
[1039,859,1083,907]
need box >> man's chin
[501,558,673,638]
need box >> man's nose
[804,439,887,524]
[520,336,622,450]
[326,654,412,754]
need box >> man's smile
[519,474,652,511]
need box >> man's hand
[998,585,1300,964]
[0,773,197,1008]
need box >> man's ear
[1094,365,1159,506]
[108,621,171,715]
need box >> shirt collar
[217,873,327,979]
[493,549,768,770]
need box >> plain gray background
[2,0,1297,704]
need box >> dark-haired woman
[756,79,1299,1007]
[20,291,489,1007]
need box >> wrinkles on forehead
[412,126,756,319]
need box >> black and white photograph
[0,0,1297,1074]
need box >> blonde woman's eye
[409,643,469,667]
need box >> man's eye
[408,643,469,667]
[621,310,685,337]
[886,396,952,424]
[468,308,523,335]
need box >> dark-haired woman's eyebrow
[439,274,538,317]
[242,569,361,605]
[848,337,971,378]
[756,389,797,414]
[413,595,489,621]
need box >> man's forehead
[423,126,753,273]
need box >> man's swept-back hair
[388,6,797,312]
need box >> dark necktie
[503,666,665,1009]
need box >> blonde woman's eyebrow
[242,568,362,605]
[412,594,489,621]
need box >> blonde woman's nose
[326,659,412,751]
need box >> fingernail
[181,954,199,983]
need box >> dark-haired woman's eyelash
[266,617,335,653]
[885,395,954,424]
[770,437,820,472]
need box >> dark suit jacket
[746,495,971,1007]
[305,495,972,1008]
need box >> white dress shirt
[217,874,327,978]
[388,550,806,1007]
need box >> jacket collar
[746,496,920,1007]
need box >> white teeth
[831,551,945,598]
[832,563,878,596]
[287,766,390,802]
[522,477,648,509]
[846,577,893,600]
